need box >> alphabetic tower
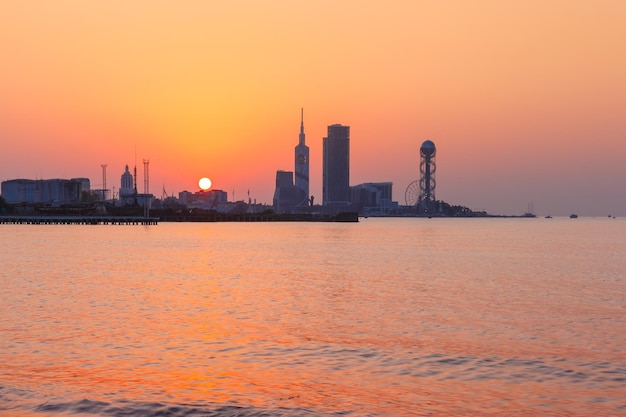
[417,140,436,214]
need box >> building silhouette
[272,170,302,213]
[180,189,227,210]
[108,164,153,209]
[1,178,90,205]
[294,108,309,206]
[119,165,135,204]
[322,124,350,205]
[273,110,310,213]
[417,139,436,214]
[351,182,394,215]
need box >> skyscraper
[294,108,309,205]
[323,124,350,205]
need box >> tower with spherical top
[419,140,436,200]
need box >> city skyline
[1,1,625,216]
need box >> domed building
[119,165,135,204]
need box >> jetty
[0,216,159,225]
[155,210,358,223]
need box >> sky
[1,1,625,216]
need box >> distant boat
[570,214,578,218]
[545,215,552,219]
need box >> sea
[1,217,625,416]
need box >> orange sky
[1,1,625,216]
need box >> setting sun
[198,177,212,191]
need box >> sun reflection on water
[1,219,626,416]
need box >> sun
[198,177,212,191]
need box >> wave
[3,352,625,416]
[2,394,347,417]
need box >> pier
[0,216,159,225]
[0,211,359,224]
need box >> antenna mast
[143,159,150,217]
[133,145,138,204]
[101,164,107,201]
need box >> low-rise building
[273,170,307,213]
[351,182,395,215]
[180,189,228,211]
[1,178,90,205]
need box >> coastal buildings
[294,108,309,205]
[110,165,153,209]
[1,178,90,205]
[273,110,310,213]
[179,189,227,210]
[322,124,350,206]
[273,118,397,215]
[351,182,394,215]
[2,116,404,216]
[272,170,301,213]
[415,139,437,214]
[119,165,135,204]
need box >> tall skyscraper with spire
[294,108,309,205]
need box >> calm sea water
[1,217,625,416]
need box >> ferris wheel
[404,180,420,207]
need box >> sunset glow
[198,177,212,191]
[1,1,625,215]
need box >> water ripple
[28,398,350,417]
